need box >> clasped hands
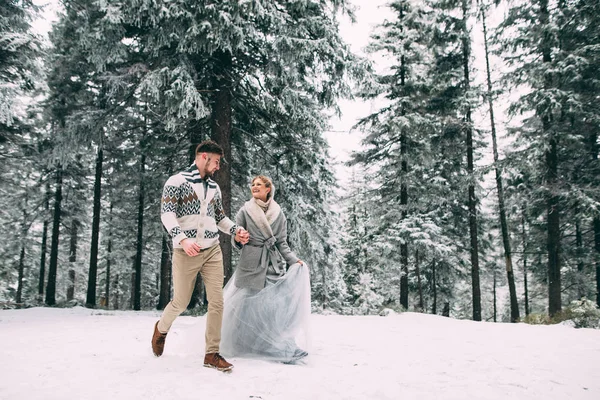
[235,227,250,245]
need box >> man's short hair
[195,140,224,156]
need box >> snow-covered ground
[1,307,598,400]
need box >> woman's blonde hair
[252,175,274,200]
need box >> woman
[220,175,311,364]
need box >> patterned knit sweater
[161,164,238,249]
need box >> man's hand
[181,238,201,256]
[235,228,250,245]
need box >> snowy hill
[0,307,598,400]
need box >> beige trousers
[157,244,224,354]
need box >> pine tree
[500,0,600,316]
[352,0,435,310]
[425,0,484,320]
[0,0,41,141]
[478,0,519,322]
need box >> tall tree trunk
[462,0,481,321]
[86,146,103,308]
[38,182,50,298]
[493,268,497,322]
[415,249,424,311]
[15,201,28,305]
[322,245,330,308]
[546,138,561,316]
[210,50,234,284]
[67,219,78,301]
[105,232,112,308]
[114,273,120,310]
[481,3,520,322]
[594,217,600,308]
[399,133,409,308]
[159,162,174,310]
[589,130,600,307]
[105,203,113,308]
[398,3,409,311]
[432,259,437,315]
[16,245,25,305]
[575,218,585,298]
[133,152,146,311]
[158,233,172,310]
[538,0,561,317]
[14,180,28,303]
[45,166,63,306]
[130,269,136,310]
[522,215,530,316]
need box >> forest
[1,0,599,324]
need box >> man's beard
[203,166,214,178]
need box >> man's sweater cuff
[174,232,188,245]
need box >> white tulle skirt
[220,263,311,364]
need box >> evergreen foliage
[1,0,598,322]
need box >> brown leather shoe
[151,321,167,357]
[203,353,233,372]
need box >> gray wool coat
[232,206,300,291]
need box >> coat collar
[244,198,281,236]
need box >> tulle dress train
[220,263,311,363]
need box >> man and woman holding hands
[151,140,310,372]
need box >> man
[152,140,249,372]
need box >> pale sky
[326,0,393,189]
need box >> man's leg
[199,244,232,371]
[157,248,201,333]
[199,244,224,354]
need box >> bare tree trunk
[415,249,424,311]
[481,3,519,322]
[16,206,28,305]
[130,269,136,310]
[522,215,530,316]
[114,273,120,310]
[133,152,146,311]
[538,0,561,317]
[322,245,330,309]
[67,219,78,301]
[398,3,409,311]
[442,301,450,317]
[575,218,585,298]
[594,217,600,308]
[399,142,409,309]
[38,182,50,298]
[210,50,234,285]
[86,146,103,308]
[16,245,25,305]
[104,203,113,309]
[462,0,481,321]
[590,130,600,308]
[546,135,561,316]
[432,259,437,315]
[158,233,172,310]
[46,166,63,306]
[493,268,497,322]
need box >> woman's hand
[235,228,250,244]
